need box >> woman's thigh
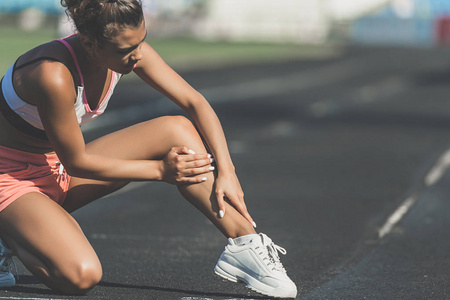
[0,192,101,290]
[64,115,207,212]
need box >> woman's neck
[72,35,106,75]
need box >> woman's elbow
[186,92,210,112]
[60,157,90,178]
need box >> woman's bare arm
[133,42,255,226]
[31,61,208,183]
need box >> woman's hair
[61,0,144,44]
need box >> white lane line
[89,233,167,241]
[378,195,417,239]
[424,149,450,187]
[0,297,66,300]
[89,234,216,242]
[82,56,369,133]
[181,298,256,300]
[200,56,366,104]
[309,75,409,118]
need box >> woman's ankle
[227,224,257,239]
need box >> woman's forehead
[107,22,146,48]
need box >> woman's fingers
[184,158,214,170]
[216,190,226,219]
[184,154,213,164]
[227,194,256,228]
[215,190,256,227]
[172,147,213,165]
[171,146,192,155]
[163,146,214,184]
[181,175,209,184]
[178,155,214,177]
[176,166,214,183]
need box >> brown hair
[61,0,144,44]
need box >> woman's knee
[161,115,203,146]
[55,258,102,295]
[164,115,196,133]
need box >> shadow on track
[5,275,62,296]
[9,275,269,299]
[98,281,270,299]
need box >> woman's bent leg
[63,116,255,238]
[60,115,294,298]
[0,193,102,294]
[177,173,256,238]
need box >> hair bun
[62,0,143,42]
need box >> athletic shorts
[0,145,70,212]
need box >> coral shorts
[0,145,70,212]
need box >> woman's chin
[119,64,136,75]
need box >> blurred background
[1,0,450,74]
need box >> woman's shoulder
[16,39,72,68]
[14,37,80,87]
[12,40,78,106]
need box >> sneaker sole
[214,261,296,298]
[0,275,15,288]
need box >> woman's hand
[161,146,214,184]
[215,172,256,228]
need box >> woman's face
[95,21,147,74]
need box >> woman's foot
[0,238,15,288]
[214,233,297,298]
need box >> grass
[0,27,340,75]
[0,28,57,74]
[149,38,339,71]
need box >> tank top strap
[56,38,85,88]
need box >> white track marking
[378,195,417,239]
[89,234,218,243]
[89,233,170,241]
[424,149,450,186]
[200,56,366,104]
[0,297,66,300]
[309,75,409,118]
[181,298,256,300]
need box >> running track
[1,46,450,299]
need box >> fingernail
[219,210,224,218]
[189,149,196,154]
[252,221,257,228]
[201,177,207,182]
[207,154,212,158]
[209,166,215,171]
[211,158,215,163]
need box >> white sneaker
[214,233,297,298]
[0,238,15,288]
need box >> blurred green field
[147,38,340,72]
[0,28,340,75]
[0,28,57,74]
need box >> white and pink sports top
[1,38,122,130]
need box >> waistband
[0,144,58,167]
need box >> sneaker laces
[0,240,18,279]
[0,256,18,278]
[257,234,287,273]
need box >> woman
[0,0,297,298]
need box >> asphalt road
[2,45,450,299]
